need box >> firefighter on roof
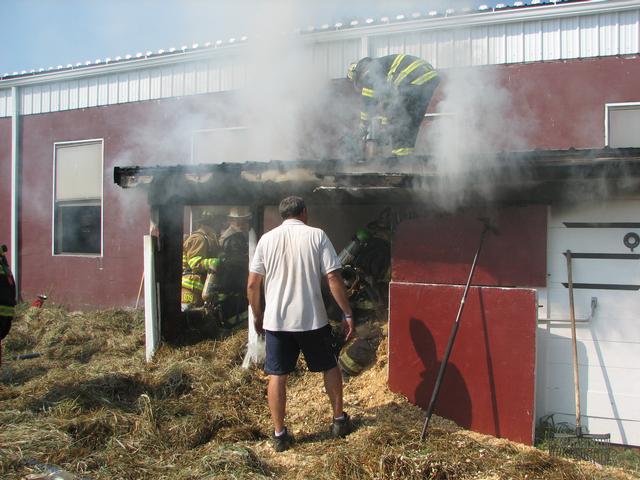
[181,211,222,311]
[347,54,440,157]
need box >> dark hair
[279,196,306,219]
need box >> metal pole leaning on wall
[420,218,498,440]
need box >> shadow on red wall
[410,317,472,430]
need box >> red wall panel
[388,283,537,445]
[392,206,547,287]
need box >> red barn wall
[17,93,235,308]
[6,55,640,308]
[423,55,640,151]
[388,207,546,444]
[501,56,640,150]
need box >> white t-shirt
[249,219,342,332]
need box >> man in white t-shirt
[247,196,354,452]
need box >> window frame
[190,127,249,164]
[52,138,104,257]
[604,102,640,148]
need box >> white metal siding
[0,89,8,117]
[2,8,640,118]
[537,199,640,446]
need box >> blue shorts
[264,325,337,375]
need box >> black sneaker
[271,427,294,452]
[331,412,353,438]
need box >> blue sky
[1,0,489,74]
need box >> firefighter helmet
[347,61,358,81]
[347,57,372,85]
[197,210,216,228]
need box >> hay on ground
[0,305,636,480]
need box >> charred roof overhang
[113,148,640,208]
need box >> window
[53,140,103,255]
[606,103,640,148]
[191,127,249,164]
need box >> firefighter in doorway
[213,207,252,328]
[181,212,222,312]
[347,54,440,158]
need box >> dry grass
[1,305,637,480]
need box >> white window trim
[604,102,640,147]
[51,138,105,257]
[190,126,248,164]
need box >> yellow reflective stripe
[201,258,218,269]
[0,305,15,316]
[411,69,438,85]
[339,351,364,375]
[361,87,374,98]
[392,147,415,156]
[182,278,205,291]
[187,256,203,270]
[386,54,406,82]
[360,112,369,121]
[394,60,426,86]
[380,116,389,125]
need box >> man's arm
[247,271,264,335]
[326,270,354,341]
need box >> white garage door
[536,199,640,446]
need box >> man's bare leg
[322,366,344,418]
[268,374,288,432]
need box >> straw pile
[0,305,636,480]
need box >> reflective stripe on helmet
[347,61,358,81]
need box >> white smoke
[422,64,532,210]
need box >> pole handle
[565,250,582,434]
[421,225,489,440]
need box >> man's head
[279,196,306,221]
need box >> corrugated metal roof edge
[1,0,628,87]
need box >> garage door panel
[548,226,639,252]
[543,287,640,343]
[546,337,640,372]
[549,199,640,226]
[545,380,639,421]
[546,256,640,285]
